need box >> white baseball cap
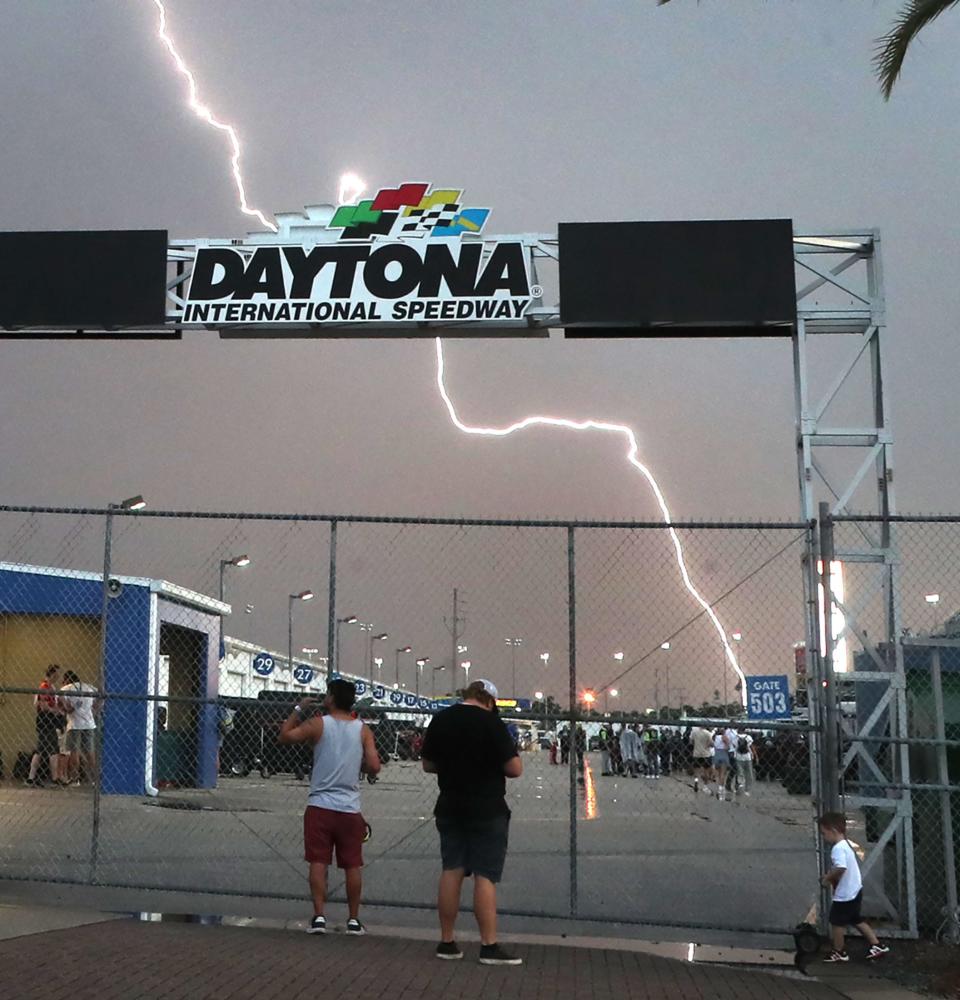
[475,678,499,700]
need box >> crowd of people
[24,664,100,788]
[551,722,761,799]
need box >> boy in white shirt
[818,812,889,963]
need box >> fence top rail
[833,513,960,524]
[0,504,810,532]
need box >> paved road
[0,752,818,933]
[0,919,845,1000]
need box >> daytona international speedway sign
[182,183,536,325]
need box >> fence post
[818,502,841,815]
[930,648,960,943]
[91,505,114,882]
[326,520,338,683]
[566,525,578,917]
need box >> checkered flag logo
[327,184,491,240]
[400,203,461,238]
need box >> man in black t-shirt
[422,678,523,966]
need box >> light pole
[656,641,670,710]
[729,631,742,711]
[288,590,314,677]
[395,645,412,686]
[374,657,383,683]
[535,689,546,730]
[926,593,941,633]
[605,688,619,714]
[95,493,146,872]
[367,631,388,686]
[432,664,447,698]
[461,659,471,688]
[540,652,550,667]
[416,658,429,696]
[218,554,250,603]
[335,614,358,676]
[505,637,523,700]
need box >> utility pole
[444,588,466,693]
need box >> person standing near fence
[26,665,63,787]
[59,670,99,785]
[279,679,381,936]
[421,679,523,966]
[619,723,640,778]
[733,728,757,795]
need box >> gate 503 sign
[745,675,790,720]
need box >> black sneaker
[823,950,849,963]
[307,915,326,935]
[478,943,522,966]
[345,918,366,936]
[436,940,463,960]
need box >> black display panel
[559,219,796,337]
[0,230,168,329]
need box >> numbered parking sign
[418,697,430,710]
[746,675,791,720]
[293,664,314,685]
[355,681,367,696]
[403,694,417,708]
[252,653,275,677]
[390,691,403,706]
[373,684,385,700]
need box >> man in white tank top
[280,678,381,935]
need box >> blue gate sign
[403,694,417,708]
[252,652,275,677]
[390,691,403,706]
[373,684,385,701]
[293,664,314,685]
[746,675,791,720]
[355,680,367,696]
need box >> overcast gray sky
[0,1,957,702]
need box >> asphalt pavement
[0,751,819,935]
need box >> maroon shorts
[303,806,365,869]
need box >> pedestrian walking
[724,725,739,793]
[421,679,523,966]
[691,725,714,793]
[26,665,63,787]
[59,670,99,784]
[559,728,570,765]
[733,728,757,795]
[818,812,890,963]
[279,679,381,936]
[575,724,586,784]
[712,728,731,800]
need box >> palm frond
[875,0,959,99]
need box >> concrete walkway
[0,918,851,1000]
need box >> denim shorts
[713,749,730,768]
[436,814,510,884]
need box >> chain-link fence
[828,514,960,943]
[0,505,954,940]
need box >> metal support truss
[793,231,916,936]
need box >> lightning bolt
[435,337,746,702]
[150,0,277,233]
[144,6,743,705]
